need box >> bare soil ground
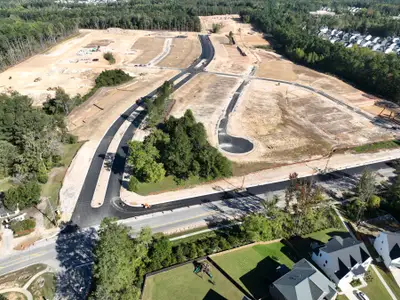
[68,68,178,141]
[158,36,201,68]
[206,35,254,75]
[169,73,240,146]
[254,49,380,114]
[131,37,165,64]
[227,80,392,163]
[0,29,173,105]
[201,14,268,72]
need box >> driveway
[389,266,400,288]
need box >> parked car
[354,290,369,300]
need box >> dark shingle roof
[319,236,370,279]
[272,259,336,300]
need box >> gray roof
[272,259,336,300]
[318,236,370,279]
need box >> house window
[325,260,328,264]
[319,253,322,257]
[382,241,384,244]
[323,264,326,267]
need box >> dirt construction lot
[158,36,201,68]
[226,80,392,163]
[255,50,379,111]
[170,73,240,146]
[0,29,200,105]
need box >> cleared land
[211,242,295,299]
[170,73,240,147]
[0,29,182,105]
[141,263,245,300]
[255,49,381,114]
[158,36,201,68]
[226,79,391,163]
[201,14,268,73]
[131,37,165,64]
[206,35,253,75]
[67,68,178,141]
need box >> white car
[354,290,369,300]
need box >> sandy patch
[68,69,178,141]
[206,35,253,75]
[158,36,201,68]
[0,29,171,105]
[131,37,165,65]
[170,73,240,146]
[226,80,392,163]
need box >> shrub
[37,170,49,184]
[350,278,362,287]
[95,69,132,87]
[103,52,116,64]
[10,218,36,236]
[364,270,373,283]
[128,176,140,192]
[63,133,78,144]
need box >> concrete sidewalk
[121,148,400,206]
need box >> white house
[311,236,372,289]
[374,232,400,268]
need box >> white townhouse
[374,231,400,268]
[311,236,372,289]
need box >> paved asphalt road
[218,79,254,153]
[71,35,215,227]
[0,161,395,297]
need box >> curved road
[71,35,215,227]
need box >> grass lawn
[0,264,47,288]
[142,262,245,300]
[361,268,392,300]
[211,242,295,299]
[41,142,83,227]
[288,227,350,260]
[231,161,279,177]
[352,140,400,153]
[27,272,56,300]
[374,265,400,300]
[135,175,205,196]
[336,295,349,300]
[0,177,14,192]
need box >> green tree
[91,218,147,300]
[355,169,376,224]
[148,235,173,271]
[4,181,41,210]
[0,140,17,176]
[103,52,116,64]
